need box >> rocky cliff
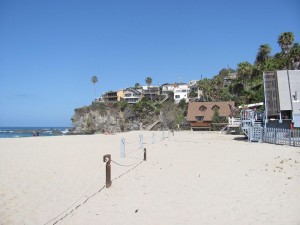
[69,98,187,134]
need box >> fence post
[120,138,125,158]
[259,127,263,142]
[274,128,277,144]
[103,154,112,188]
[139,134,143,149]
[152,132,155,144]
[144,148,147,161]
[293,129,296,147]
[288,129,292,146]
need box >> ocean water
[0,127,70,138]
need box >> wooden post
[144,148,147,161]
[103,154,112,188]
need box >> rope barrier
[112,160,144,182]
[125,147,140,156]
[43,159,108,225]
[111,158,143,167]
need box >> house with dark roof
[186,101,235,130]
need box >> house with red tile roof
[187,101,236,130]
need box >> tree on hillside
[198,78,212,101]
[91,75,98,101]
[145,76,153,100]
[255,44,271,65]
[290,43,300,69]
[237,61,253,89]
[135,83,141,89]
[278,32,295,69]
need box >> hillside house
[161,83,175,95]
[123,88,142,104]
[142,86,160,100]
[102,90,124,103]
[187,101,235,130]
[102,91,118,103]
[174,83,189,103]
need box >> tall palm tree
[145,76,152,99]
[91,75,98,101]
[278,32,295,53]
[255,44,271,65]
[278,32,295,69]
[290,43,300,69]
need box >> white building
[173,83,189,103]
[161,83,175,95]
[123,88,142,104]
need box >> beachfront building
[187,101,235,131]
[174,83,189,103]
[123,88,142,104]
[263,70,300,128]
[239,70,300,143]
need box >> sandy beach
[0,131,300,225]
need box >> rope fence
[43,130,172,225]
[43,159,108,225]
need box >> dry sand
[0,131,300,225]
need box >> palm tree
[278,32,295,69]
[198,78,212,101]
[91,75,98,101]
[255,44,271,65]
[237,61,253,90]
[145,76,152,99]
[134,83,141,89]
[290,43,300,69]
[278,32,295,53]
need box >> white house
[161,83,175,95]
[123,88,142,104]
[173,83,189,103]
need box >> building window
[195,116,204,121]
[212,105,220,111]
[175,95,180,98]
[199,106,207,111]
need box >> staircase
[146,112,163,131]
[240,110,263,142]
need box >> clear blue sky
[0,0,299,127]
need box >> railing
[262,127,300,147]
[228,117,241,127]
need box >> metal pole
[103,154,112,188]
[139,134,143,149]
[152,132,155,144]
[144,148,147,161]
[120,138,125,158]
